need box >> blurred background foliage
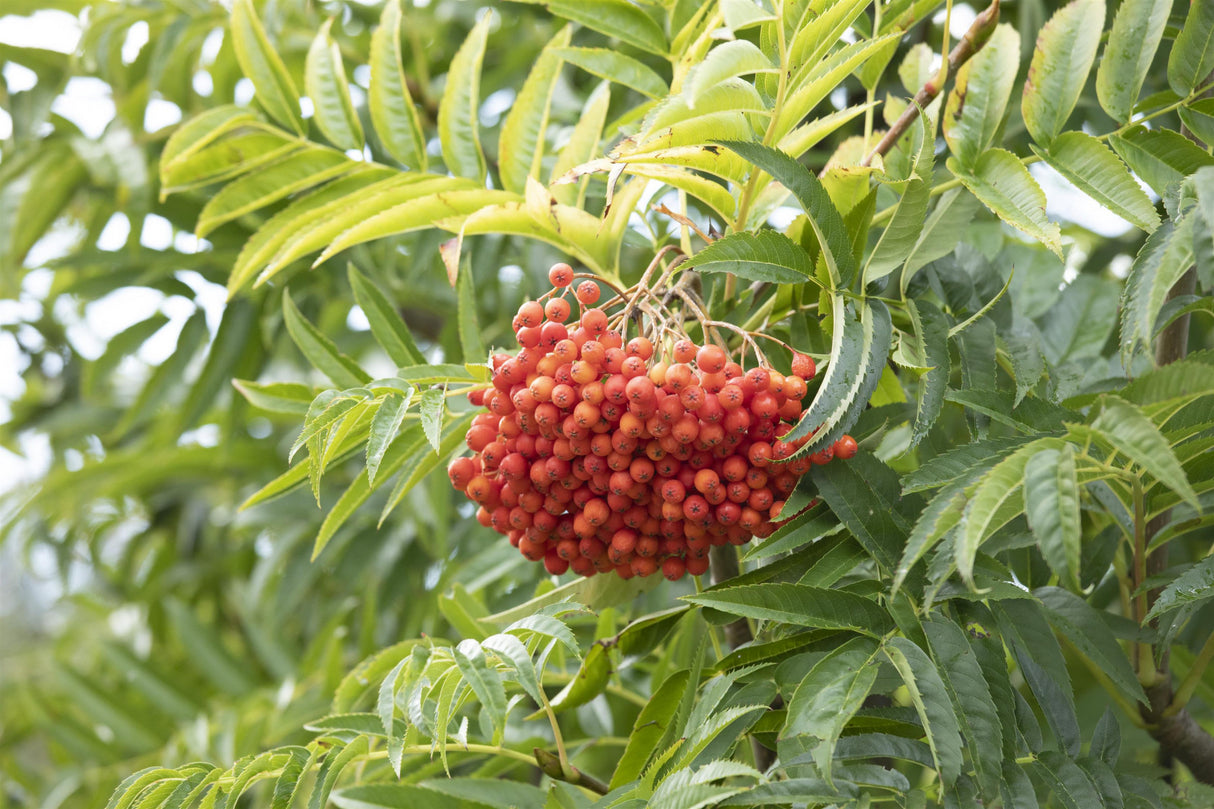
[1,0,1211,806]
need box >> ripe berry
[696,345,727,374]
[833,434,858,459]
[545,298,571,323]
[576,281,601,305]
[549,263,574,287]
[517,301,544,328]
[790,353,816,379]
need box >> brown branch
[533,747,609,795]
[861,0,1001,167]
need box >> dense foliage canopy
[3,0,1214,807]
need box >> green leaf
[452,640,508,735]
[883,637,964,786]
[1035,587,1147,706]
[901,188,981,290]
[1096,0,1170,121]
[347,265,424,368]
[1090,708,1121,766]
[957,438,1065,586]
[1180,98,1214,147]
[611,670,691,789]
[379,411,475,523]
[1144,554,1214,621]
[311,738,370,809]
[948,149,1062,257]
[554,47,667,99]
[290,390,366,461]
[370,0,427,170]
[686,230,815,284]
[1120,218,1197,362]
[904,437,1033,493]
[331,785,451,809]
[1035,751,1106,809]
[1032,132,1159,233]
[367,392,412,485]
[418,387,444,453]
[866,177,929,284]
[1024,446,1082,590]
[683,583,894,635]
[499,27,571,193]
[305,19,363,151]
[1090,396,1199,509]
[456,258,485,363]
[1021,0,1105,146]
[165,599,257,697]
[943,24,1020,167]
[282,293,370,388]
[1168,0,1214,96]
[924,620,1004,797]
[718,140,856,288]
[540,0,668,55]
[718,780,856,806]
[784,637,881,784]
[418,779,549,809]
[687,40,775,108]
[1043,274,1120,365]
[810,453,910,573]
[438,13,491,180]
[785,299,892,455]
[551,81,611,205]
[229,0,303,134]
[113,311,209,438]
[548,641,610,713]
[908,298,950,447]
[1110,127,1214,197]
[175,299,259,433]
[196,148,351,237]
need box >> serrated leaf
[718,140,856,288]
[379,411,475,523]
[196,148,352,237]
[1120,218,1196,362]
[551,82,610,206]
[943,24,1020,167]
[452,639,507,736]
[310,738,369,809]
[1180,98,1214,147]
[418,387,444,452]
[687,40,775,108]
[282,293,370,388]
[957,438,1065,586]
[1144,554,1214,621]
[1032,132,1159,233]
[419,779,549,809]
[438,14,491,180]
[924,620,1003,797]
[548,641,610,713]
[948,149,1061,257]
[610,670,690,789]
[810,453,909,573]
[686,230,815,283]
[883,637,963,785]
[347,265,424,368]
[499,27,570,193]
[370,0,427,170]
[540,0,668,55]
[1035,586,1147,706]
[229,0,303,133]
[554,47,666,99]
[1090,396,1199,509]
[908,298,950,447]
[1168,0,1214,96]
[866,177,929,284]
[683,583,894,635]
[901,187,981,289]
[1022,0,1105,146]
[1090,707,1121,765]
[456,260,485,362]
[1024,445,1082,590]
[785,299,891,455]
[1110,127,1214,197]
[1096,0,1170,121]
[306,19,363,150]
[291,389,368,461]
[1035,751,1106,809]
[367,392,412,485]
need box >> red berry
[545,298,571,323]
[549,263,574,287]
[833,434,858,459]
[791,352,816,379]
[696,345,727,374]
[576,281,601,305]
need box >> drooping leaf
[229,0,303,133]
[370,0,427,170]
[810,453,911,573]
[943,24,1020,167]
[305,19,363,151]
[611,670,691,789]
[1032,132,1159,233]
[418,387,445,453]
[347,265,424,368]
[908,298,950,447]
[1144,554,1214,622]
[1021,0,1105,146]
[1096,0,1170,121]
[866,178,929,284]
[438,13,491,180]
[948,149,1062,257]
[686,230,816,284]
[499,27,571,193]
[783,637,881,784]
[1110,127,1214,197]
[1089,396,1199,509]
[686,40,776,108]
[1024,445,1082,590]
[683,583,894,635]
[366,392,413,485]
[548,641,610,714]
[1120,218,1197,363]
[1035,587,1147,706]
[883,637,964,785]
[282,292,370,388]
[451,640,508,736]
[1035,751,1107,809]
[901,188,981,290]
[1167,0,1214,97]
[554,47,667,99]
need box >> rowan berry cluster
[447,263,858,581]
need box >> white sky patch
[51,77,116,138]
[352,63,371,88]
[140,214,175,250]
[98,213,131,251]
[347,305,371,331]
[193,70,214,97]
[0,107,13,140]
[300,95,315,118]
[176,270,229,333]
[1030,162,1136,238]
[3,63,38,93]
[84,287,165,343]
[235,77,255,105]
[934,4,977,38]
[121,20,149,64]
[145,97,182,131]
[480,88,515,127]
[0,10,82,52]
